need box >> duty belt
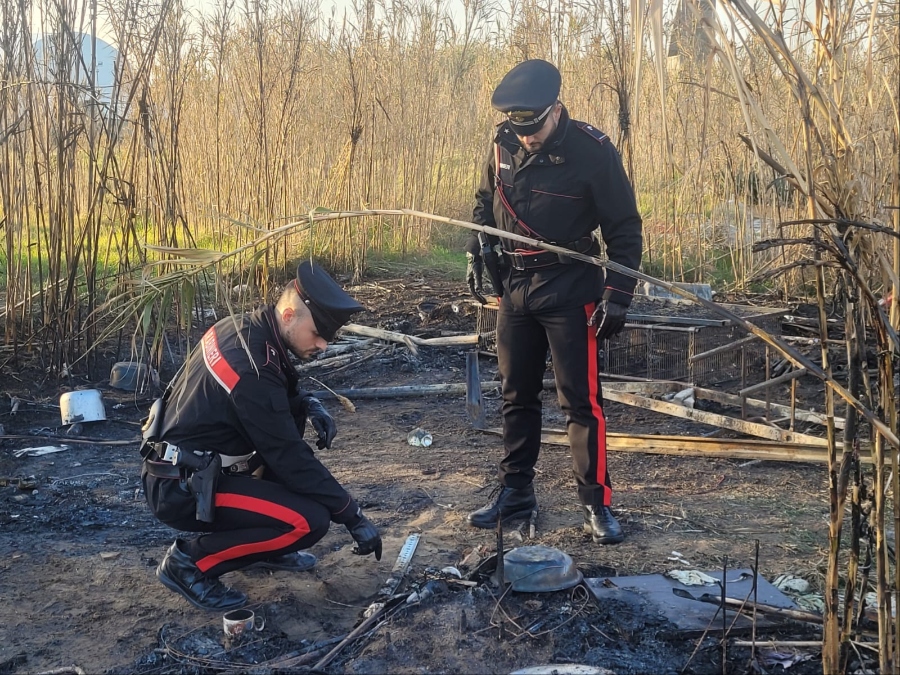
[143,442,257,477]
[144,459,181,479]
[503,235,596,272]
[503,235,596,271]
[504,249,565,271]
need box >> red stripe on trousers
[584,303,609,505]
[195,493,311,573]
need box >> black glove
[466,252,486,305]
[589,300,629,342]
[347,511,382,561]
[300,395,337,449]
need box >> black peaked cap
[491,59,561,134]
[294,260,365,342]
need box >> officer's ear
[280,306,296,325]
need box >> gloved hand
[347,511,382,561]
[299,396,337,449]
[466,252,486,305]
[589,300,629,342]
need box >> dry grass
[1,0,896,362]
[0,1,898,665]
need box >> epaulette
[576,122,609,145]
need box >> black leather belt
[144,448,258,478]
[503,249,563,270]
[143,459,182,479]
[503,235,596,271]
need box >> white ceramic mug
[222,608,265,638]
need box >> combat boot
[157,539,247,611]
[468,484,536,529]
[582,505,624,544]
[247,551,317,572]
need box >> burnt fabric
[470,103,642,511]
[143,306,359,575]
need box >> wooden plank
[692,386,845,430]
[608,433,828,462]
[602,381,683,395]
[739,368,808,397]
[689,335,760,363]
[479,428,878,464]
[604,381,845,430]
[311,383,486,399]
[622,323,699,333]
[599,373,692,385]
[416,334,480,346]
[627,313,730,327]
[342,323,420,354]
[341,323,480,350]
[602,389,827,445]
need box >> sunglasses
[506,103,554,127]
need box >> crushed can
[407,428,433,447]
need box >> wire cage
[475,296,786,386]
[475,302,499,353]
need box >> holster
[479,232,504,297]
[139,393,219,523]
[176,449,221,523]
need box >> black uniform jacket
[472,107,643,308]
[158,306,358,525]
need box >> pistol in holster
[478,232,504,298]
[140,396,219,523]
[167,446,220,523]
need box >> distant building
[33,32,120,117]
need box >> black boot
[157,539,247,611]
[582,505,624,545]
[468,485,537,529]
[247,551,317,572]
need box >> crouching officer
[141,261,382,611]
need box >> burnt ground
[0,267,860,675]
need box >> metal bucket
[59,389,107,425]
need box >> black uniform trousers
[143,468,331,579]
[496,293,612,508]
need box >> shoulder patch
[576,122,609,145]
[201,326,241,394]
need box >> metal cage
[476,297,785,386]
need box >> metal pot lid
[503,546,583,593]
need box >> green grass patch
[364,247,467,281]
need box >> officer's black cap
[491,59,561,135]
[294,260,365,342]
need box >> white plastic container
[59,389,107,425]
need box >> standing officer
[141,261,382,610]
[466,59,643,544]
